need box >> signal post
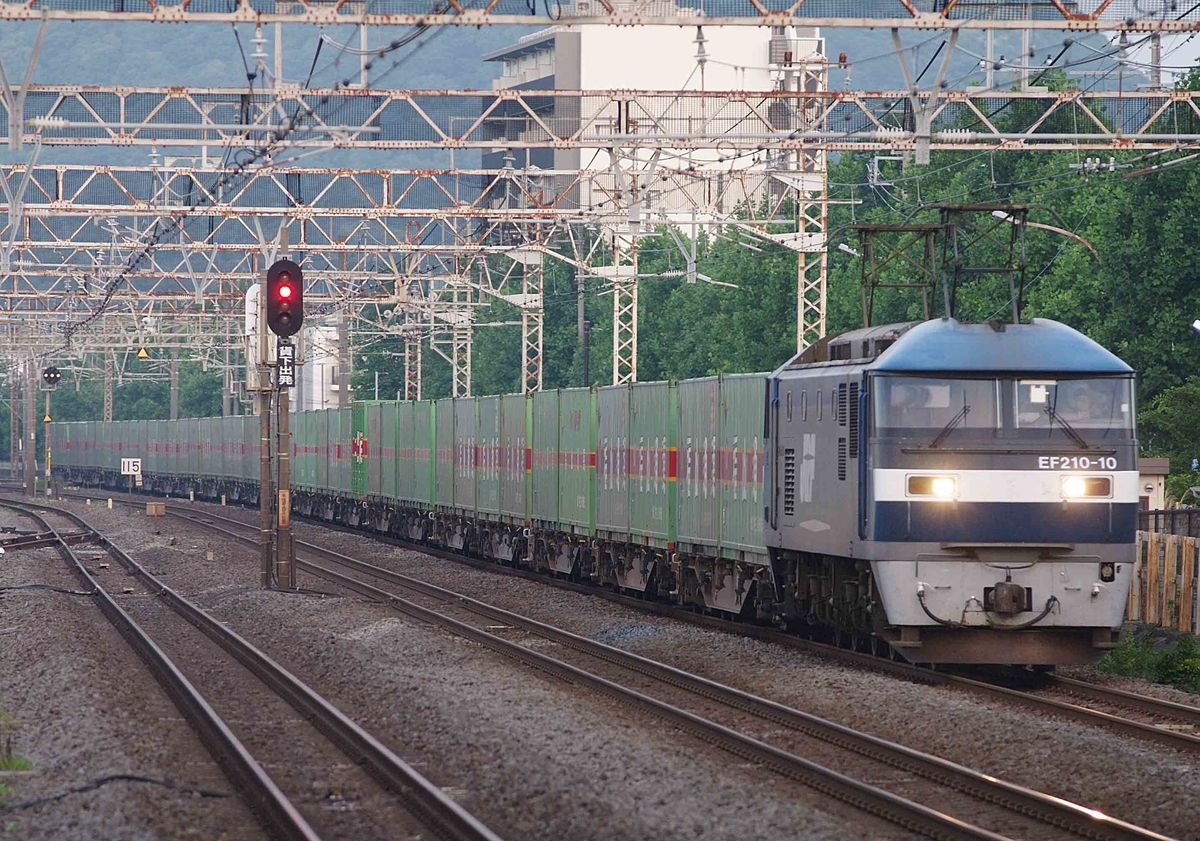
[42,365,60,497]
[266,258,303,590]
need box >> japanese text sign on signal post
[277,339,296,388]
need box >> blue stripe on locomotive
[872,500,1139,544]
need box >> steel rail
[159,503,1171,841]
[136,505,1007,841]
[180,505,1178,841]
[4,498,503,841]
[63,493,1200,753]
[0,499,322,841]
[1042,675,1200,728]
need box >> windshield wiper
[1045,405,1090,450]
[930,404,970,449]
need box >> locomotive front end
[865,320,1137,665]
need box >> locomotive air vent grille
[848,382,859,458]
[838,438,847,480]
[837,383,848,427]
[783,448,796,516]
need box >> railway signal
[266,259,304,338]
[42,365,60,388]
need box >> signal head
[42,365,61,386]
[266,259,304,338]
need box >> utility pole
[103,352,114,422]
[276,375,294,589]
[576,269,585,342]
[43,385,51,497]
[256,263,273,589]
[1150,33,1163,91]
[582,319,591,387]
[169,351,179,420]
[24,361,36,498]
[337,309,350,408]
[222,346,231,417]
[9,371,18,479]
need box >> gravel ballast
[262,509,1200,840]
[53,497,912,841]
[0,506,261,841]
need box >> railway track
[0,497,501,841]
[59,490,1200,755]
[287,507,1200,757]
[80,494,1177,841]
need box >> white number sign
[120,458,142,476]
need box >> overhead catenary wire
[32,11,449,370]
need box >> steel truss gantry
[0,0,1195,29]
[0,159,800,386]
[5,85,1200,152]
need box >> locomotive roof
[872,318,1133,375]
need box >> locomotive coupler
[991,578,1028,616]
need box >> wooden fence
[1128,531,1199,633]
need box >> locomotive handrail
[900,446,1119,455]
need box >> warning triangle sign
[43,413,52,423]
[136,347,150,360]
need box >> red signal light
[266,259,304,338]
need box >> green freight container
[133,420,148,470]
[530,390,559,524]
[361,402,389,498]
[434,399,455,508]
[90,420,101,469]
[315,409,329,489]
[240,416,254,481]
[187,419,202,476]
[499,394,528,522]
[199,417,215,476]
[332,407,352,494]
[595,384,629,539]
[453,398,477,515]
[676,377,720,552]
[476,396,501,516]
[218,416,233,481]
[412,401,434,505]
[629,381,675,545]
[379,403,398,501]
[292,412,309,488]
[145,419,161,475]
[352,402,369,497]
[719,374,769,559]
[120,421,130,467]
[397,402,415,503]
[558,388,593,532]
[49,423,65,471]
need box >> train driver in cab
[1060,387,1099,423]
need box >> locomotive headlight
[907,475,957,500]
[931,476,956,499]
[1061,476,1112,499]
[1062,476,1087,498]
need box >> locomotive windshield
[873,375,1134,444]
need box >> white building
[482,20,824,219]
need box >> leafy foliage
[1099,632,1200,694]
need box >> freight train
[50,317,1138,665]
